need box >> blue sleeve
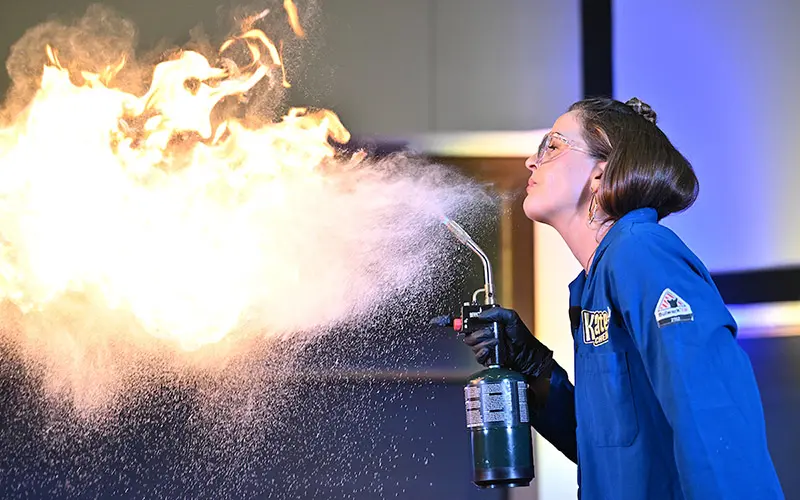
[606,234,783,499]
[529,361,577,464]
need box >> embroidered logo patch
[654,288,694,328]
[582,308,610,346]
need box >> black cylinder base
[474,466,534,489]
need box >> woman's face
[523,111,599,225]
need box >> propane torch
[438,216,534,489]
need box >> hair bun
[624,97,657,124]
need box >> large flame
[0,10,352,352]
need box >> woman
[465,97,784,499]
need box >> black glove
[463,306,554,379]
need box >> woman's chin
[523,194,547,223]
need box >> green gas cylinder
[460,306,534,488]
[465,366,533,487]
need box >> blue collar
[588,207,658,276]
[569,207,659,295]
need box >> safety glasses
[532,131,592,166]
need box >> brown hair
[568,97,698,221]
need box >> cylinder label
[517,381,529,423]
[465,379,529,428]
[465,386,482,428]
[483,383,509,423]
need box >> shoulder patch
[654,288,693,327]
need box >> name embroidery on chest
[582,308,611,346]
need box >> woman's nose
[525,156,537,172]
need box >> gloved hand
[464,306,555,379]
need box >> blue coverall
[532,207,784,499]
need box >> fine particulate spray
[436,216,534,489]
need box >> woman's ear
[589,161,607,193]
